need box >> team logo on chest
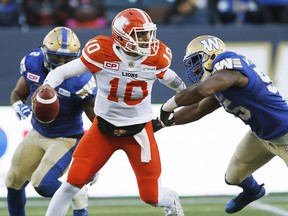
[104,61,119,70]
[122,71,138,78]
[128,62,135,68]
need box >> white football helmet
[42,27,81,71]
[111,8,159,56]
[183,35,226,83]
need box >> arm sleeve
[43,58,88,88]
[158,68,186,93]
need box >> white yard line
[251,202,288,216]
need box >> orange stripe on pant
[67,117,161,204]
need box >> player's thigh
[226,130,274,183]
[6,129,44,189]
[126,125,161,180]
[31,137,77,187]
[124,124,161,204]
[68,122,116,186]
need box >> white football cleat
[164,192,185,216]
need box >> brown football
[32,88,60,124]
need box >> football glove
[160,105,175,126]
[152,117,164,132]
[12,101,32,120]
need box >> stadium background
[1,25,288,199]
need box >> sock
[7,187,26,216]
[155,187,174,208]
[237,175,260,195]
[45,182,80,216]
[71,185,88,210]
[73,208,88,216]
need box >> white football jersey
[80,35,172,126]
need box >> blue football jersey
[20,48,97,138]
[212,51,288,140]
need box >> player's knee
[138,178,158,204]
[5,171,14,188]
[67,157,94,188]
[5,170,23,189]
[34,184,58,197]
[225,173,241,185]
[31,169,62,197]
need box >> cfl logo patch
[104,61,119,70]
[27,72,40,83]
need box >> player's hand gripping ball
[32,87,60,124]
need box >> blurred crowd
[1,0,288,30]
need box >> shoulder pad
[23,48,44,73]
[144,41,172,71]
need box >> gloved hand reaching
[12,101,32,120]
[152,117,165,132]
[160,105,175,126]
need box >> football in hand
[32,87,60,124]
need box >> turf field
[1,193,288,216]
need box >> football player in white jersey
[38,8,186,216]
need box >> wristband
[162,96,178,112]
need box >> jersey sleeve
[213,51,258,90]
[74,73,97,103]
[155,41,172,78]
[154,42,174,80]
[213,51,246,72]
[20,48,46,86]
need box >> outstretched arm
[160,95,220,126]
[32,59,89,100]
[163,69,247,112]
[158,68,186,93]
[174,96,220,125]
[43,58,88,88]
[160,69,247,126]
